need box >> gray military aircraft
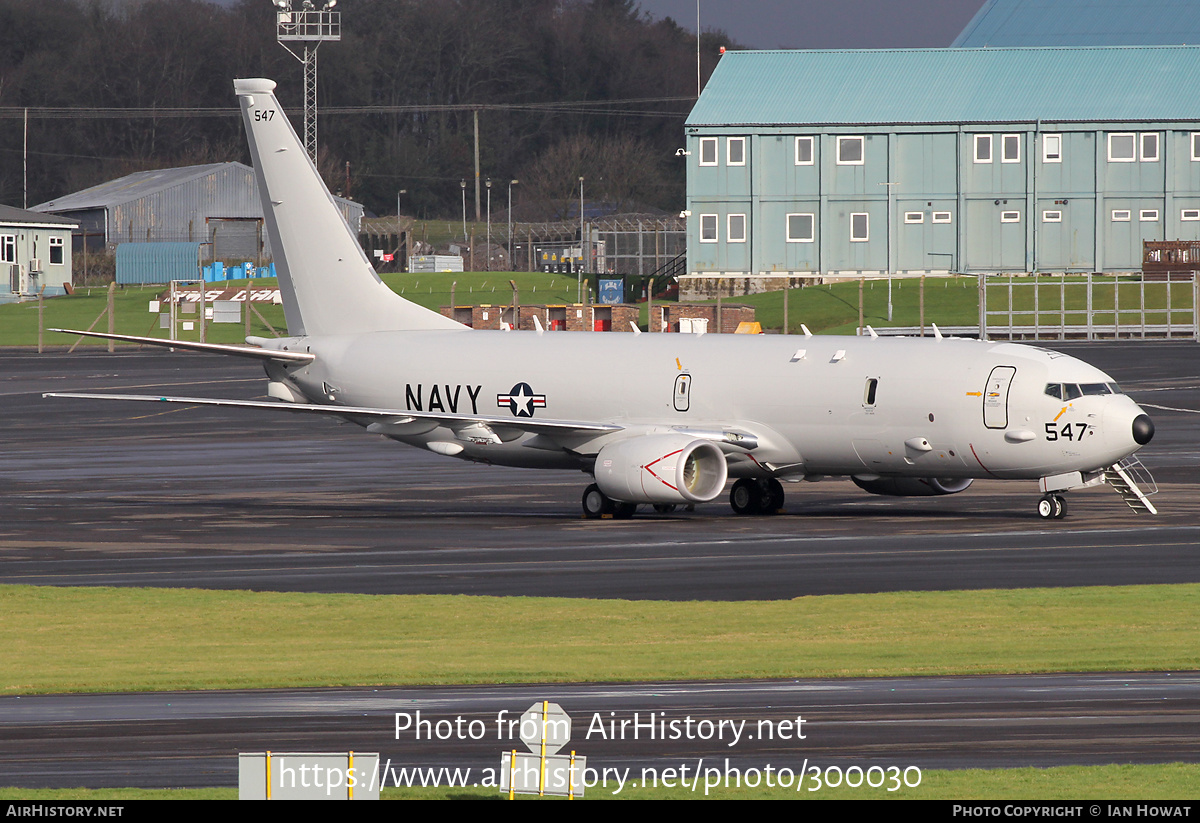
[49,78,1158,520]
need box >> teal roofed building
[953,0,1200,47]
[682,46,1200,283]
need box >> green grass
[4,273,1193,346]
[3,583,1197,696]
[3,764,1198,799]
[0,273,581,348]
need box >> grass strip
[2,764,1198,799]
[2,584,1197,695]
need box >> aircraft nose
[1132,413,1154,446]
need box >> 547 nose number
[1045,422,1090,441]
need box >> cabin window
[699,137,718,166]
[932,211,953,223]
[863,378,879,407]
[1000,211,1020,223]
[1192,133,1200,161]
[699,214,718,242]
[904,212,924,224]
[1182,209,1200,221]
[795,136,814,165]
[1111,210,1131,222]
[1140,209,1159,222]
[1042,210,1062,223]
[0,235,14,264]
[49,236,65,265]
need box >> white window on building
[1182,209,1200,221]
[727,213,746,242]
[904,212,924,224]
[1000,211,1021,223]
[1042,134,1062,163]
[0,234,15,264]
[1140,209,1159,222]
[786,213,814,242]
[974,134,992,163]
[1140,133,1159,162]
[1111,210,1132,222]
[794,136,814,165]
[1192,133,1200,162]
[931,211,953,224]
[699,137,718,166]
[1042,210,1063,223]
[837,136,864,165]
[727,137,746,166]
[850,212,869,241]
[700,213,718,242]
[1002,134,1021,163]
[49,236,65,265]
[1108,133,1136,162]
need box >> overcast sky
[636,0,987,49]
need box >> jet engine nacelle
[852,476,974,497]
[594,434,728,504]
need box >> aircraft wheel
[730,478,760,515]
[764,478,786,514]
[613,501,638,519]
[582,484,612,519]
[652,503,677,514]
[1037,496,1056,519]
[1053,495,1067,519]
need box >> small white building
[0,204,77,300]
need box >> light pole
[485,178,492,272]
[396,189,406,219]
[578,176,585,302]
[460,180,467,242]
[880,181,898,322]
[507,179,519,270]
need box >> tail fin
[235,78,462,336]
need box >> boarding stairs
[1104,456,1158,514]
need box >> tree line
[0,0,734,220]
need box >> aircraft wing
[48,329,314,364]
[43,392,623,437]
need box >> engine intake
[594,434,728,504]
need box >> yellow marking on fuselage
[676,357,682,371]
[966,391,982,396]
[1053,405,1071,421]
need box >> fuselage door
[983,366,1017,429]
[673,373,691,412]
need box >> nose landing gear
[1037,494,1067,519]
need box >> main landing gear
[729,477,785,515]
[1037,494,1068,519]
[581,484,636,520]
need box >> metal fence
[979,272,1200,341]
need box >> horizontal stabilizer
[48,329,314,363]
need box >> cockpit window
[1045,382,1123,400]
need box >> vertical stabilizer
[234,78,462,336]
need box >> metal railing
[979,272,1199,341]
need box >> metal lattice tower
[275,2,341,164]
